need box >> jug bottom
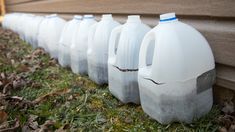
[108,66,140,104]
[71,57,88,75]
[88,62,108,85]
[138,77,213,124]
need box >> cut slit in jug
[70,15,97,75]
[58,15,82,67]
[138,13,216,124]
[108,15,151,104]
[87,14,120,85]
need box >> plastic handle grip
[108,25,123,58]
[87,23,98,55]
[139,31,155,68]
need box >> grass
[0,28,222,131]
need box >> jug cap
[102,14,113,20]
[74,15,82,20]
[84,14,94,19]
[127,15,141,23]
[46,14,58,18]
[159,12,178,23]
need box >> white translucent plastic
[23,14,36,44]
[17,14,34,41]
[87,14,120,84]
[138,13,215,124]
[58,15,82,67]
[38,14,66,58]
[25,16,44,48]
[70,15,97,75]
[108,15,151,104]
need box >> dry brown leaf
[0,118,20,132]
[33,88,71,104]
[0,111,8,124]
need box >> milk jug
[38,16,50,51]
[70,15,97,75]
[58,15,82,67]
[108,15,151,104]
[26,16,44,48]
[138,13,215,124]
[87,14,120,84]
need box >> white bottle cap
[83,14,94,19]
[159,12,177,22]
[127,15,141,23]
[102,14,113,20]
[74,15,82,20]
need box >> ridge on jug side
[58,15,83,67]
[87,14,120,85]
[108,15,151,104]
[70,14,97,75]
[138,13,215,124]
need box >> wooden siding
[5,0,235,91]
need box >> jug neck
[159,12,178,23]
[73,15,82,20]
[83,14,94,20]
[101,14,113,21]
[127,15,141,23]
[46,14,58,18]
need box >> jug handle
[87,23,98,55]
[139,31,155,76]
[108,25,123,58]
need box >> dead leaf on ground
[32,88,71,104]
[0,118,20,132]
[0,111,8,124]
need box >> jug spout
[74,15,82,20]
[159,12,178,23]
[127,15,141,23]
[102,14,113,21]
[83,14,94,19]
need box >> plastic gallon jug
[70,15,97,75]
[23,14,37,44]
[26,16,44,48]
[38,17,50,51]
[108,15,151,104]
[58,15,82,67]
[38,14,66,58]
[87,14,120,84]
[138,13,215,124]
[17,14,34,41]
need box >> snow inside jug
[138,13,215,124]
[26,16,44,48]
[70,14,97,75]
[108,15,151,104]
[58,15,82,67]
[87,14,120,84]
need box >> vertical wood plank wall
[5,0,235,92]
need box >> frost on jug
[70,15,97,75]
[38,14,66,58]
[58,15,82,67]
[108,15,151,104]
[87,14,120,85]
[138,13,215,124]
